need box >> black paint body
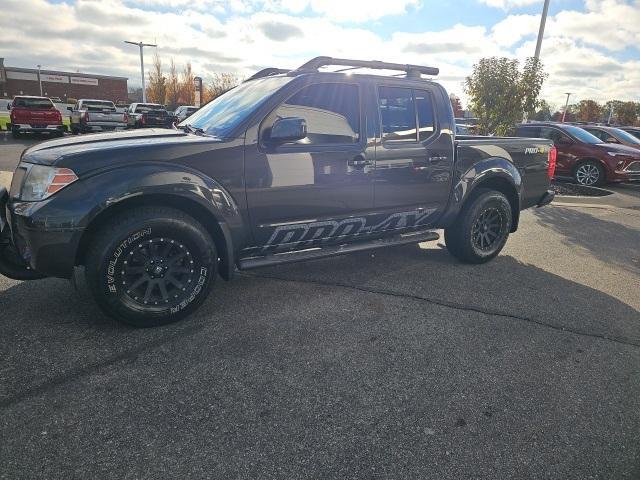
[2,72,554,279]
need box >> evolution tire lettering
[106,227,152,293]
[262,209,436,253]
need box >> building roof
[4,65,127,81]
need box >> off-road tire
[444,189,512,264]
[85,206,217,327]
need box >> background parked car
[581,125,640,149]
[127,103,176,128]
[69,99,128,134]
[7,96,64,139]
[621,127,640,140]
[174,105,199,123]
[516,122,640,186]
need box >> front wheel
[574,161,605,186]
[85,206,217,327]
[445,189,512,264]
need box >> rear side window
[273,82,360,145]
[539,127,570,144]
[378,87,436,142]
[415,90,435,141]
[516,126,540,137]
[378,87,416,142]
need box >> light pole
[37,64,43,96]
[534,0,550,60]
[124,40,157,103]
[561,92,572,122]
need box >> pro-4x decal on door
[262,208,437,253]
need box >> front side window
[585,128,608,141]
[539,127,570,144]
[272,82,360,145]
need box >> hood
[20,128,226,174]
[596,142,640,157]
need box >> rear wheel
[574,161,605,186]
[445,189,512,264]
[85,207,217,327]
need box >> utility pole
[561,92,572,122]
[124,40,157,103]
[534,0,550,60]
[37,64,43,96]
[523,0,550,123]
[607,104,614,125]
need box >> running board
[238,230,440,270]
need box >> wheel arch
[76,193,236,280]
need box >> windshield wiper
[182,123,205,136]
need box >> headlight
[21,165,78,201]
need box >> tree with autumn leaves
[145,54,240,110]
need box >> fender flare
[439,157,522,231]
[75,163,246,280]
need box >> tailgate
[88,111,124,123]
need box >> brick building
[0,58,128,103]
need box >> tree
[530,99,552,121]
[203,73,241,103]
[614,101,638,126]
[179,62,195,105]
[449,94,463,118]
[575,100,603,122]
[464,57,546,136]
[165,59,180,110]
[146,53,166,105]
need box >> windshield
[611,128,640,145]
[563,124,602,144]
[83,101,116,112]
[13,97,54,109]
[181,76,293,137]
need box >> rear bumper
[13,123,64,133]
[536,189,555,207]
[81,123,127,132]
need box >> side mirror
[67,106,73,112]
[270,117,307,143]
[6,103,10,111]
[556,137,571,146]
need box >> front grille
[625,161,640,172]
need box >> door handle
[348,155,370,168]
[428,155,448,164]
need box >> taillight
[123,112,129,123]
[548,146,557,179]
[83,111,89,123]
[140,115,145,125]
[56,110,62,122]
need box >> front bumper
[536,189,555,207]
[2,192,82,278]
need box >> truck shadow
[0,244,639,406]
[532,206,640,275]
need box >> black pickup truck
[0,57,555,327]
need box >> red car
[582,125,640,149]
[516,122,640,186]
[8,96,64,139]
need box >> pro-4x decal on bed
[262,208,437,253]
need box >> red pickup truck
[8,96,65,139]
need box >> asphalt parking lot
[1,132,639,479]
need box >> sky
[0,0,638,110]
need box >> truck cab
[1,57,555,327]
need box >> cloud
[477,0,540,9]
[258,20,304,41]
[0,0,637,110]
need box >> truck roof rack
[293,56,439,79]
[245,67,290,82]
